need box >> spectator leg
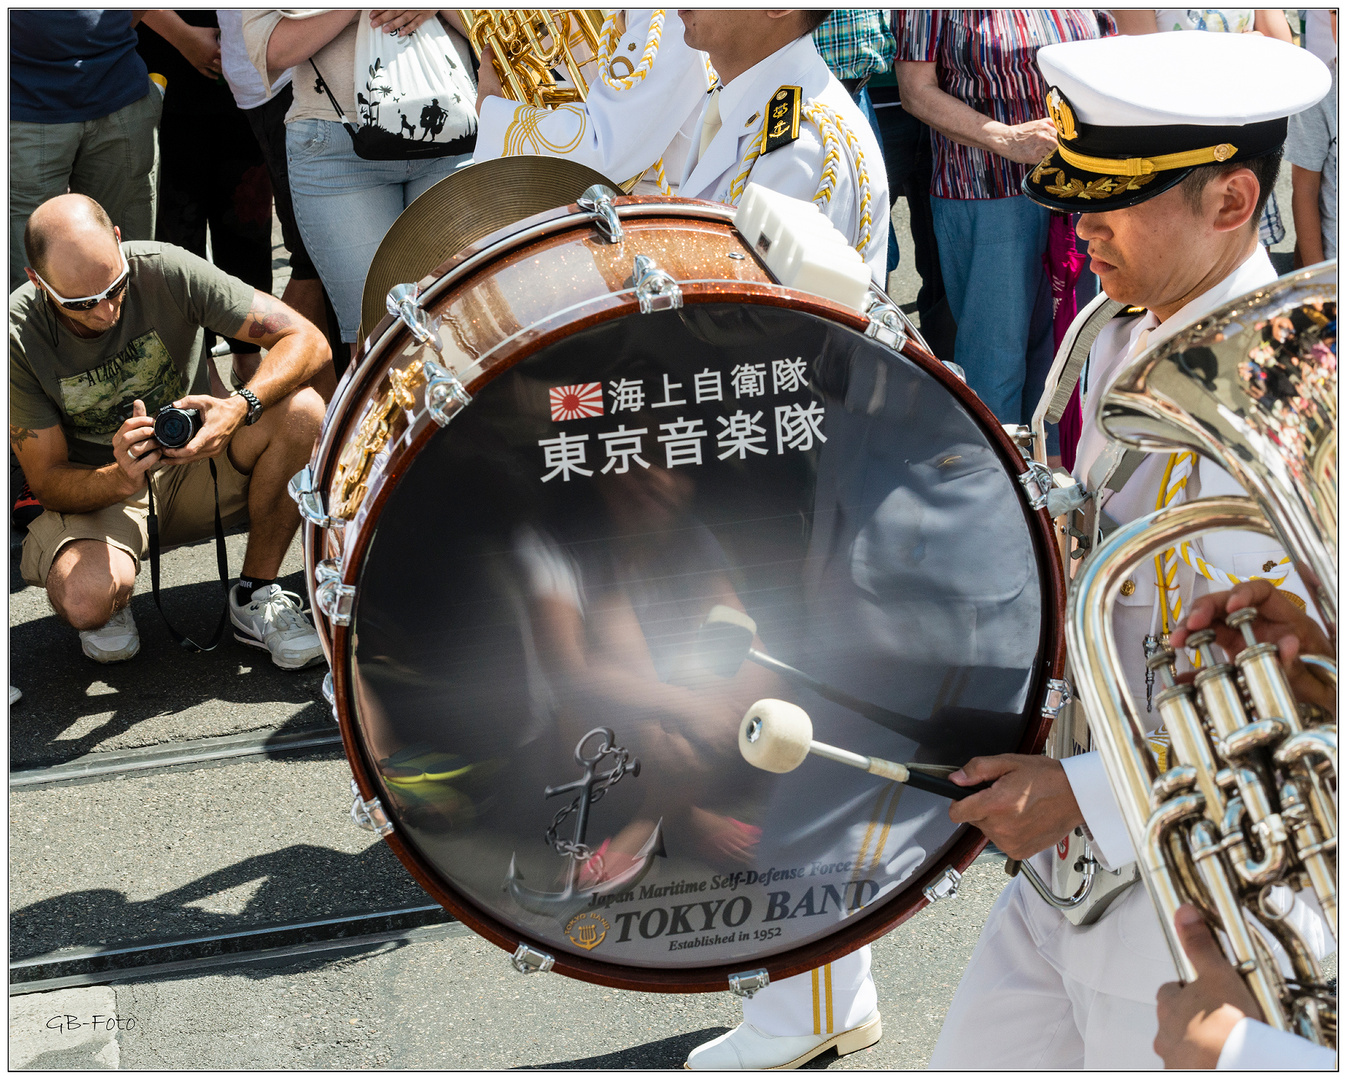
[45,539,136,631]
[9,119,82,290]
[285,120,419,345]
[68,85,162,244]
[243,87,338,393]
[931,194,1049,423]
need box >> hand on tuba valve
[1173,579,1336,719]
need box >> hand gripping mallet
[738,699,990,800]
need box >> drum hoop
[315,219,1066,990]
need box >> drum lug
[922,866,962,904]
[289,465,336,529]
[510,943,555,975]
[577,184,623,244]
[942,360,967,383]
[315,558,356,627]
[386,282,444,357]
[863,299,907,353]
[350,778,393,837]
[633,254,683,314]
[422,356,472,427]
[1003,423,1033,450]
[320,670,338,724]
[1019,461,1090,518]
[1017,460,1056,510]
[1042,678,1073,720]
[728,968,771,998]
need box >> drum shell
[304,196,1067,992]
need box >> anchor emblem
[504,727,665,920]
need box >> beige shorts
[20,453,252,588]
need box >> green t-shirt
[9,241,255,466]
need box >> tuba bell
[1066,263,1337,1047]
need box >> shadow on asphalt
[10,552,327,769]
[10,841,432,962]
[523,1027,732,1069]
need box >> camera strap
[145,459,231,652]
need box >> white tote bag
[348,13,478,160]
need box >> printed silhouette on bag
[419,98,448,140]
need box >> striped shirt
[894,9,1116,199]
[813,9,897,80]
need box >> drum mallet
[738,699,989,801]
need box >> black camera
[153,406,202,449]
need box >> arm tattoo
[10,425,37,451]
[244,295,295,339]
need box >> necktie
[698,87,722,160]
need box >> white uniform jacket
[472,10,710,193]
[1039,244,1328,1004]
[1061,244,1316,868]
[678,33,889,282]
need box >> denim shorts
[285,118,471,343]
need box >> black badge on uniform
[762,86,802,155]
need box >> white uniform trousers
[930,857,1167,1070]
[742,945,876,1037]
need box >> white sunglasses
[34,249,130,311]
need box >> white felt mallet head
[739,698,813,773]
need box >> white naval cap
[1023,32,1332,212]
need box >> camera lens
[153,407,200,449]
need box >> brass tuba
[1066,263,1337,1046]
[460,10,607,107]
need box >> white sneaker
[79,605,140,663]
[9,685,21,705]
[684,1012,881,1070]
[230,584,324,670]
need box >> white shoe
[685,1012,881,1070]
[230,584,324,670]
[9,685,21,705]
[79,606,140,663]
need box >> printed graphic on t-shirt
[57,330,184,440]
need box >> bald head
[24,194,117,281]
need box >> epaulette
[761,86,802,154]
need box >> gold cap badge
[1046,87,1078,141]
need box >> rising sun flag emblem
[549,382,604,422]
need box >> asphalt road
[7,169,1321,1071]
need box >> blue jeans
[286,118,472,342]
[931,194,1053,424]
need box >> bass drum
[299,195,1065,992]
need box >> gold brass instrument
[1066,263,1337,1046]
[460,10,606,108]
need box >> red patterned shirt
[894,9,1116,200]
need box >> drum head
[344,300,1057,988]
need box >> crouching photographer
[10,193,329,669]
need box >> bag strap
[146,459,231,652]
[309,58,360,135]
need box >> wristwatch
[232,387,263,426]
